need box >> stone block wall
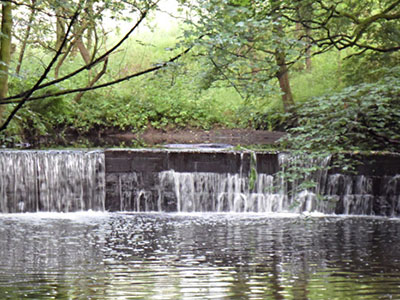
[105,149,400,215]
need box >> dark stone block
[330,153,400,176]
[140,172,159,187]
[161,192,178,212]
[105,158,132,173]
[167,152,242,173]
[132,153,168,172]
[255,153,279,174]
[372,177,382,196]
[105,195,120,212]
[105,150,169,173]
[103,149,400,215]
[373,196,394,216]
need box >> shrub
[281,71,400,153]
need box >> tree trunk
[295,22,305,71]
[73,57,108,102]
[76,37,91,64]
[305,27,312,71]
[275,50,294,112]
[16,0,36,75]
[85,0,95,51]
[337,50,342,84]
[271,0,294,112]
[296,1,313,72]
[56,8,66,51]
[0,2,13,120]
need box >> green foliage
[291,51,345,102]
[342,52,400,86]
[178,0,304,103]
[76,76,235,131]
[247,51,345,130]
[2,0,400,150]
[281,70,400,153]
[273,67,400,200]
[249,152,258,190]
[1,23,249,145]
[299,0,400,54]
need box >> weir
[106,149,400,215]
[0,150,105,213]
[0,149,399,215]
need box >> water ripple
[0,213,400,299]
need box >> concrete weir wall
[105,149,279,212]
[104,149,400,215]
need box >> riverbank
[17,127,287,149]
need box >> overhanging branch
[2,2,156,103]
[0,46,194,105]
[0,4,82,132]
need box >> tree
[178,0,311,112]
[286,0,400,55]
[0,0,193,132]
[179,0,400,111]
[0,1,12,119]
[271,0,295,110]
[15,0,37,75]
[292,0,400,86]
[281,69,400,152]
[51,0,111,101]
[278,1,400,155]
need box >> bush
[342,52,400,86]
[281,71,400,153]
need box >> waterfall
[1,149,399,215]
[0,150,105,213]
[150,153,334,213]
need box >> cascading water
[156,171,278,212]
[325,174,400,216]
[0,150,105,213]
[1,149,399,215]
[113,151,400,215]
[152,153,335,213]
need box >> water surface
[0,212,399,299]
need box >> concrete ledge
[105,149,400,176]
[106,149,265,174]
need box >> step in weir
[105,149,400,216]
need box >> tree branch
[0,45,194,105]
[210,57,245,99]
[3,2,157,103]
[0,4,81,132]
[73,57,108,102]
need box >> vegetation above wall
[0,0,398,152]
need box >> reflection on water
[0,212,400,299]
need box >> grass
[291,50,345,103]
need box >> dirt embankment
[19,127,286,148]
[110,128,286,146]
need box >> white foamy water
[0,150,105,213]
[1,150,399,216]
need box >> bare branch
[210,58,245,99]
[73,57,108,102]
[0,45,194,105]
[0,4,82,132]
[3,2,157,102]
